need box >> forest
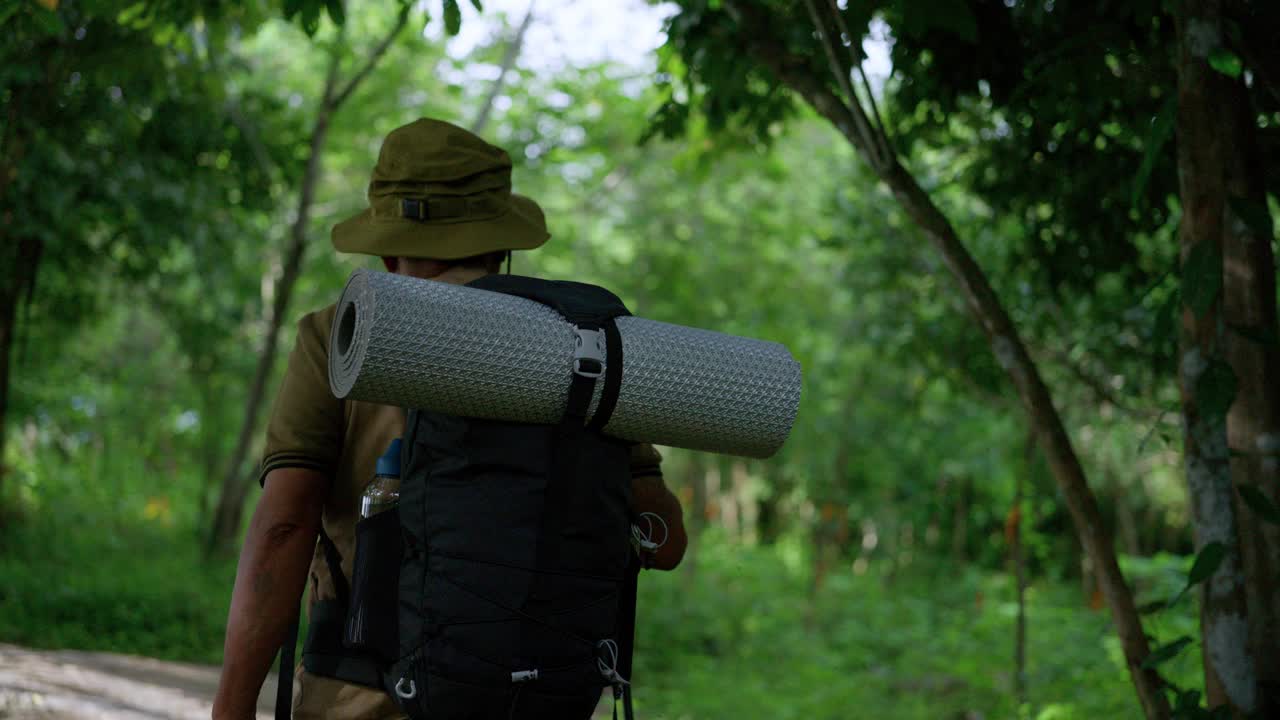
[2,0,1279,718]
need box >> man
[212,118,687,720]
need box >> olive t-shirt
[258,265,665,622]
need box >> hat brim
[331,193,549,259]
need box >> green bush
[632,531,1199,720]
[1,496,1200,719]
[0,502,236,664]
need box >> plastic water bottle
[361,438,402,518]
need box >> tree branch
[471,3,536,135]
[328,7,410,111]
[823,0,893,161]
[800,0,887,170]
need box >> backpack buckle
[572,327,606,379]
[511,669,540,683]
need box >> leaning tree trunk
[206,11,408,555]
[1175,0,1273,714]
[726,2,1170,716]
[469,3,534,136]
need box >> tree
[0,0,281,499]
[652,1,1169,715]
[205,3,410,554]
[805,0,1280,711]
[1173,0,1278,713]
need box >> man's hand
[212,468,327,720]
[631,475,688,570]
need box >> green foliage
[631,533,1198,720]
[0,447,237,663]
[1141,636,1192,670]
[0,1,1251,715]
[1237,485,1280,526]
[1206,48,1242,79]
[1185,542,1228,588]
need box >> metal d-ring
[395,677,418,700]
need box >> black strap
[278,528,345,720]
[617,553,640,720]
[317,527,349,608]
[276,609,300,720]
[532,368,596,584]
[587,319,624,433]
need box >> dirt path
[0,645,617,719]
[0,644,275,719]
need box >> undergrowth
[0,497,1199,719]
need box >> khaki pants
[291,666,404,720]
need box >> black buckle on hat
[401,198,429,221]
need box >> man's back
[213,118,686,720]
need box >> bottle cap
[376,437,402,478]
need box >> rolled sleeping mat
[328,269,801,458]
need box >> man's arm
[212,468,327,720]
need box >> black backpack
[278,275,643,720]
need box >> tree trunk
[731,4,1169,716]
[205,12,408,555]
[1219,3,1280,712]
[205,103,336,556]
[0,236,42,499]
[469,4,534,136]
[1013,435,1032,709]
[1174,0,1269,713]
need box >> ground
[0,644,275,720]
[0,644,617,719]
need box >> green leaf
[325,0,345,26]
[1132,95,1177,211]
[443,0,462,35]
[1142,636,1193,669]
[31,2,65,35]
[1208,47,1243,78]
[1238,485,1280,526]
[300,3,321,36]
[1187,541,1228,587]
[1194,359,1237,426]
[0,2,23,26]
[1152,290,1180,370]
[1137,600,1168,615]
[469,0,483,10]
[1227,195,1274,240]
[1181,240,1222,318]
[1174,688,1202,712]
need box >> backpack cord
[596,639,630,688]
[631,512,669,555]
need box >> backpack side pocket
[344,510,403,662]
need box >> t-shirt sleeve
[259,306,343,486]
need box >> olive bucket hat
[331,118,549,259]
